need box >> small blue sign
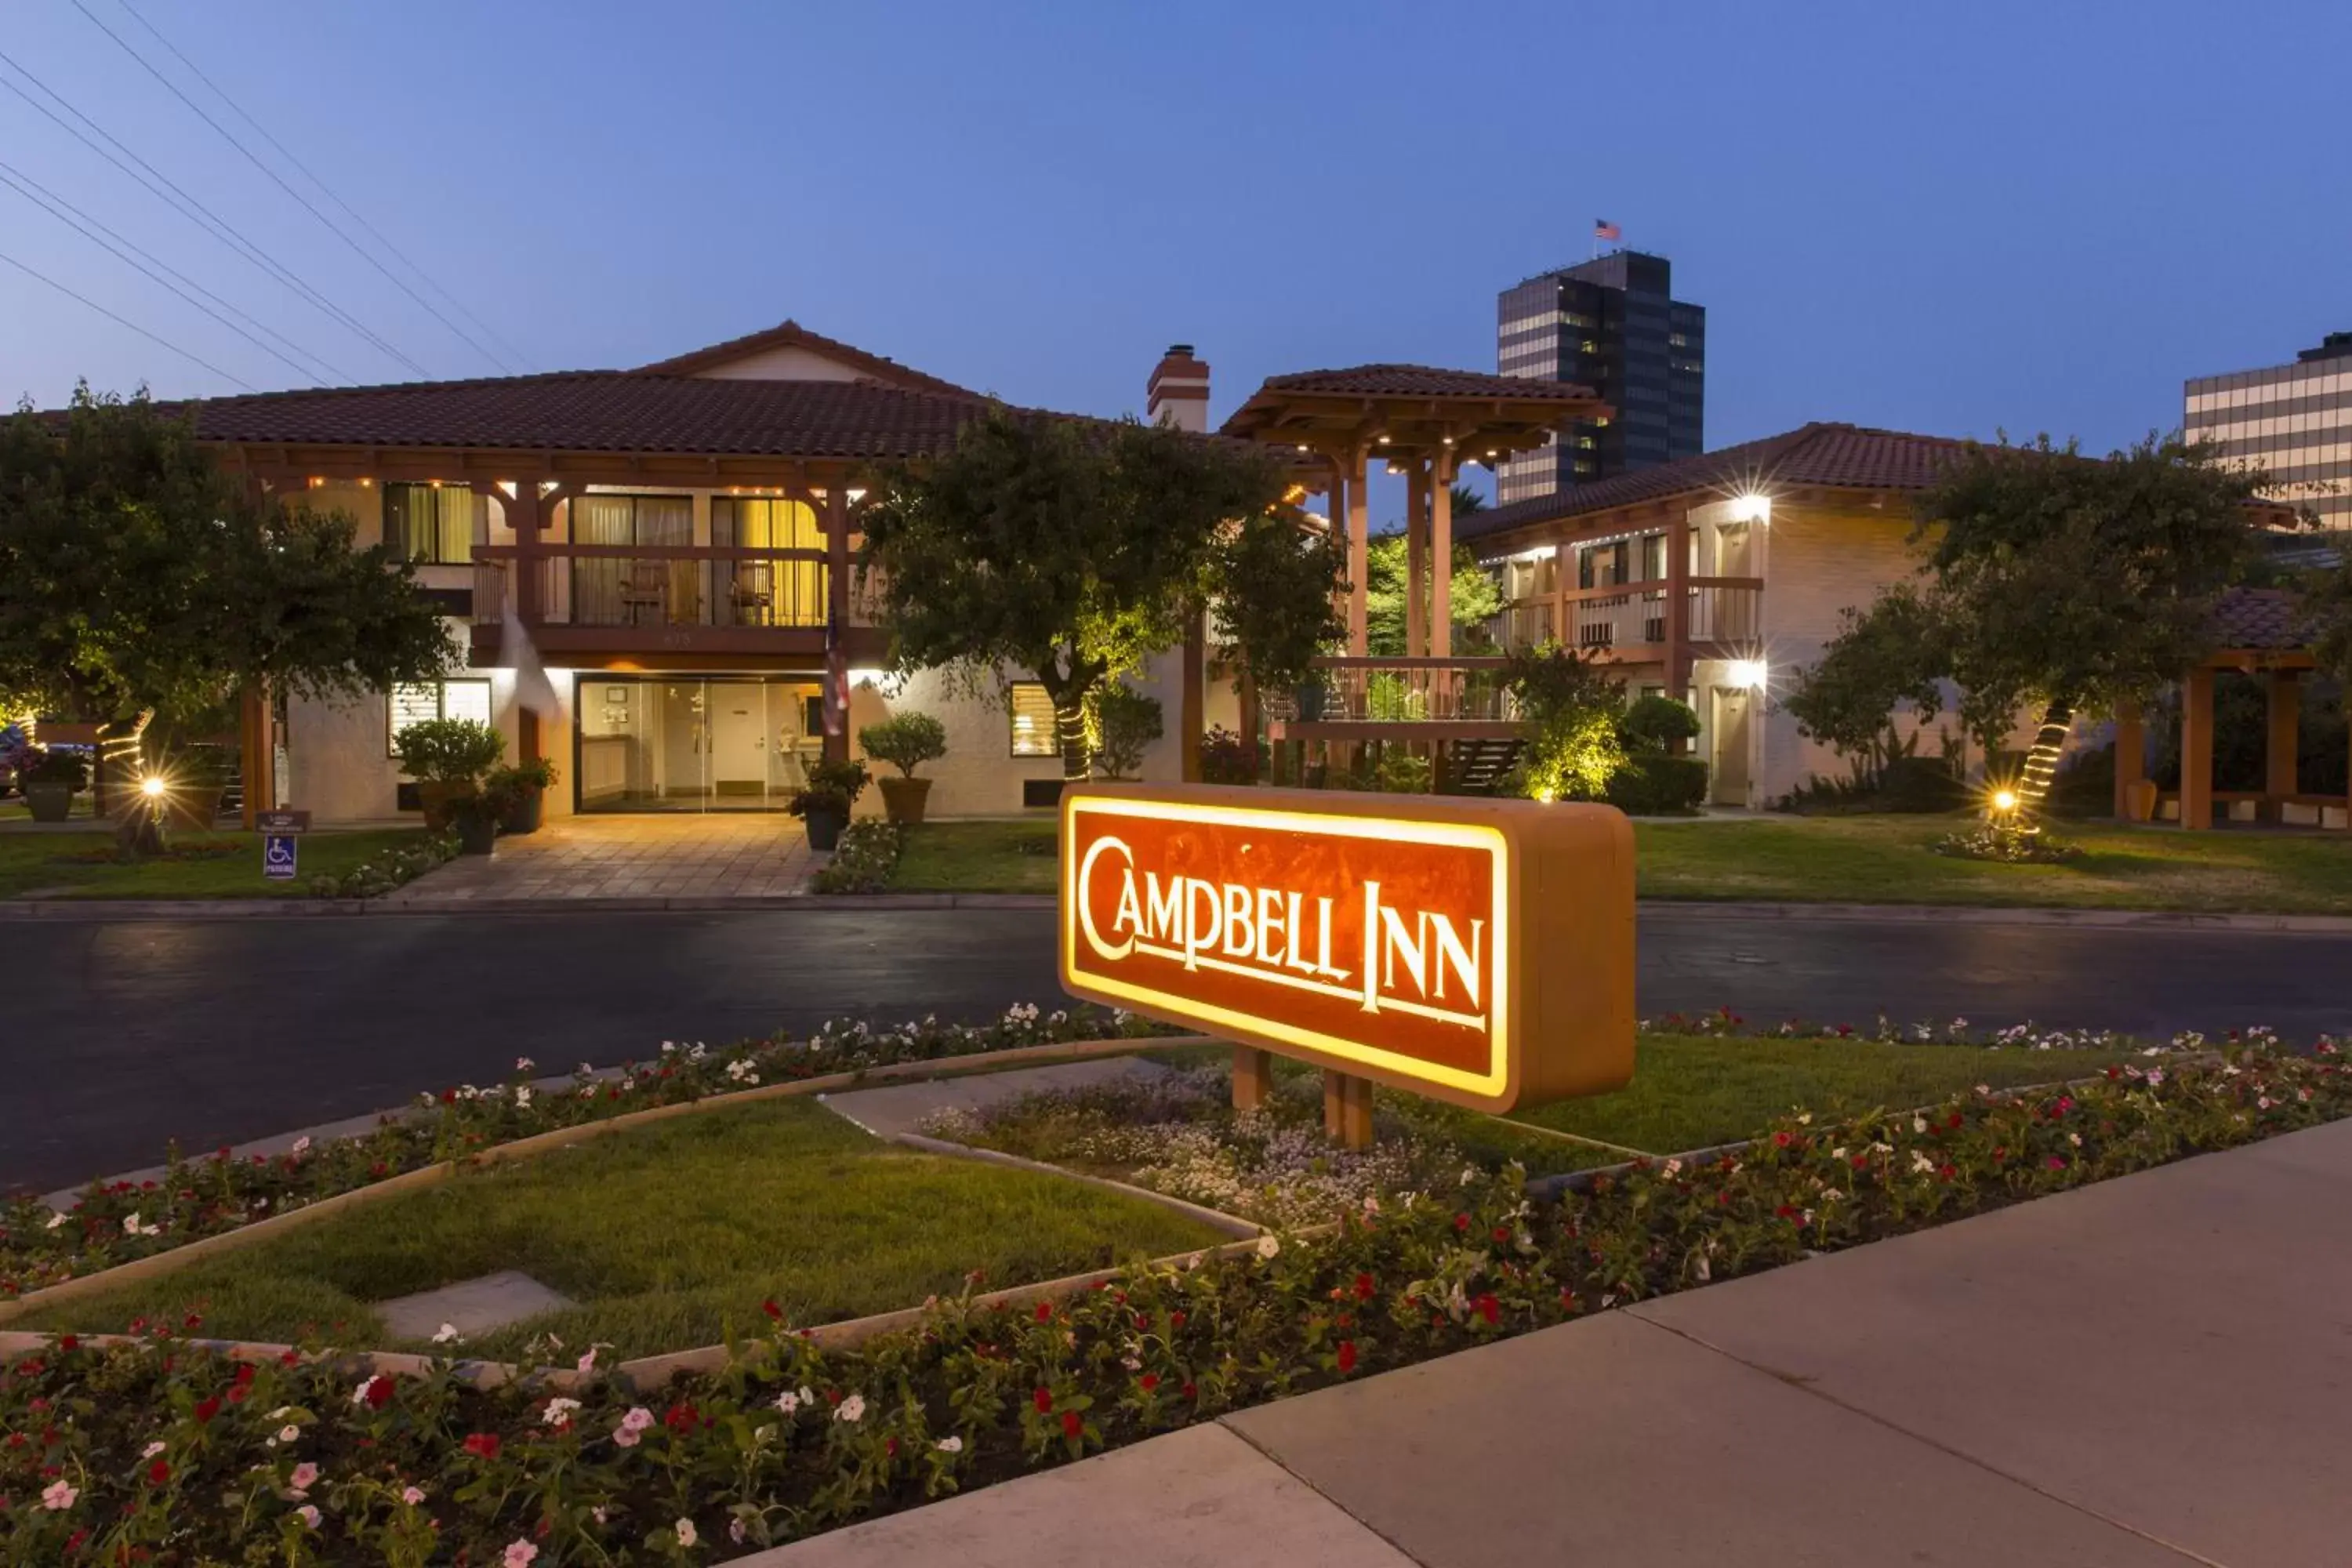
[263,833,299,881]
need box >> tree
[1210,504,1348,695]
[1088,683,1163,780]
[1363,533,1504,656]
[1913,434,2273,818]
[1503,642,1625,801]
[1780,582,1950,786]
[858,405,1339,778]
[0,388,456,839]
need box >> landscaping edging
[0,1033,1212,1327]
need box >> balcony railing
[1493,576,1762,654]
[473,543,832,630]
[1265,656,1519,727]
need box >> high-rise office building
[2184,330,2352,533]
[1495,250,1704,505]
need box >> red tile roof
[633,318,975,397]
[1249,364,1601,403]
[1461,423,1970,543]
[148,372,989,459]
[2210,586,2312,651]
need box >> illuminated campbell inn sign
[1060,785,1635,1113]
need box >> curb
[9,892,2352,930]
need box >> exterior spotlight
[1991,788,2019,814]
[1726,659,1768,691]
[140,775,167,799]
[1729,493,1771,524]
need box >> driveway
[385,813,815,903]
[5,904,2351,1195]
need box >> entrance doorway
[575,674,823,811]
[1710,686,1752,807]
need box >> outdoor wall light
[1726,659,1769,691]
[1728,493,1772,525]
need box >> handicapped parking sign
[263,833,299,881]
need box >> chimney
[1147,343,1210,433]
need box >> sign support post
[1232,1046,1274,1113]
[1323,1070,1374,1150]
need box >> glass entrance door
[575,674,824,811]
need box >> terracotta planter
[2122,779,2158,823]
[22,782,73,822]
[802,806,848,851]
[878,776,933,825]
[414,781,461,832]
[164,786,225,831]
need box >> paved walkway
[818,1056,1174,1140]
[384,814,815,903]
[755,1117,2352,1567]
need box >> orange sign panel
[1059,784,1635,1112]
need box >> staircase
[1446,737,1525,796]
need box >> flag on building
[1594,219,1621,242]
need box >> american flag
[1594,219,1621,241]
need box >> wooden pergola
[1221,366,1609,659]
[2113,587,2345,831]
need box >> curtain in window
[712,498,822,626]
[637,497,696,623]
[387,485,475,564]
[571,495,635,626]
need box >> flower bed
[1,1006,1164,1303]
[308,832,458,898]
[4,1044,2346,1561]
[811,819,904,894]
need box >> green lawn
[875,812,2352,915]
[14,1098,1224,1360]
[892,818,1061,893]
[1503,1033,2130,1155]
[0,828,424,899]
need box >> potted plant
[789,757,869,851]
[393,718,506,830]
[445,782,511,856]
[162,744,237,830]
[19,746,89,823]
[488,756,560,835]
[858,711,948,824]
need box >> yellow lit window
[1009,682,1057,757]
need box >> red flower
[1937,1163,1957,1183]
[1181,1381,1198,1401]
[1473,1293,1500,1326]
[462,1432,501,1461]
[1453,1213,1470,1232]
[1033,1386,1054,1414]
[1335,1341,1357,1374]
[1170,1311,1186,1329]
[1352,1272,1375,1301]
[360,1375,393,1408]
[279,1351,301,1369]
[56,1336,76,1352]
[1490,1225,1512,1244]
[1033,1301,1053,1323]
[1772,1131,1792,1149]
[225,1385,249,1405]
[1139,1373,1160,1393]
[192,1396,220,1425]
[761,1299,782,1321]
[1061,1410,1082,1439]
[232,1364,256,1387]
[439,1089,457,1105]
[663,1402,698,1432]
[2046,1156,2067,1171]
[146,1460,169,1486]
[1774,1203,1798,1221]
[1850,1153,1870,1170]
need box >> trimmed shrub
[1604,753,1708,815]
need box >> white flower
[123,1212,141,1235]
[1820,1188,1845,1203]
[143,1440,167,1459]
[514,1087,532,1109]
[289,1136,312,1158]
[431,1323,462,1345]
[835,1392,867,1424]
[2068,1132,2083,1147]
[1795,1112,1813,1126]
[1912,1116,1929,1134]
[775,1389,803,1415]
[1663,1158,1682,1178]
[45,1210,65,1231]
[676,1519,698,1548]
[41,1479,77,1510]
[935,1435,964,1454]
[731,1517,750,1544]
[542,1398,582,1426]
[515,1057,536,1073]
[1830,1146,1849,1160]
[1256,1234,1280,1260]
[1911,1152,1936,1174]
[278,1425,300,1444]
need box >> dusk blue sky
[5,0,2347,514]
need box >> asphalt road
[5,906,2349,1195]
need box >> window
[384,483,477,564]
[1008,682,1058,757]
[388,677,492,757]
[711,495,826,626]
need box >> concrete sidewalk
[752,1117,2352,1567]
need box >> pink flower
[296,1504,321,1529]
[40,1479,76,1511]
[619,1406,655,1432]
[612,1424,641,1448]
[676,1519,698,1547]
[401,1486,426,1506]
[289,1462,320,1492]
[504,1542,540,1568]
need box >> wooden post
[1665,512,1692,699]
[2265,670,2299,822]
[1551,543,1570,648]
[511,483,545,627]
[1322,1069,1374,1150]
[1429,450,1454,661]
[2111,699,2145,821]
[238,685,267,829]
[2180,666,2215,831]
[1345,449,1370,657]
[822,483,851,764]
[1232,1046,1273,1113]
[1404,465,1428,659]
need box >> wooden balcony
[1264,655,1523,742]
[1498,577,1762,663]
[467,543,888,668]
